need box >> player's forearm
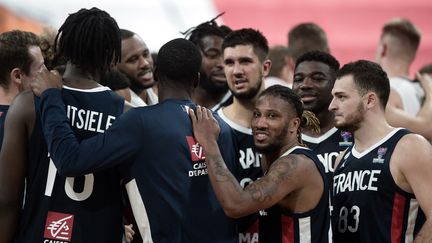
[204,141,250,218]
[413,218,432,243]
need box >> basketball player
[31,38,238,242]
[0,8,127,242]
[189,85,330,243]
[330,60,432,242]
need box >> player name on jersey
[66,105,116,133]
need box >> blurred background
[1,0,431,76]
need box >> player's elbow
[221,201,253,219]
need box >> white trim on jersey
[301,127,339,144]
[299,216,312,243]
[63,85,111,92]
[217,108,252,135]
[211,91,232,111]
[125,179,154,243]
[405,199,419,243]
[280,146,310,158]
[351,128,403,159]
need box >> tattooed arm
[189,106,304,218]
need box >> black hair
[182,12,229,45]
[222,28,269,61]
[337,60,390,110]
[120,29,135,40]
[259,85,320,144]
[101,69,131,90]
[288,23,329,61]
[55,7,121,76]
[295,50,340,80]
[156,38,202,87]
[0,30,40,87]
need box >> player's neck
[62,63,101,89]
[353,115,393,153]
[191,86,225,109]
[222,98,255,128]
[0,85,19,105]
[381,60,410,79]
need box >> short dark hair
[55,7,121,76]
[337,60,390,109]
[222,28,269,61]
[0,30,40,87]
[381,18,421,57]
[295,50,340,79]
[186,22,228,45]
[120,29,135,41]
[101,69,131,90]
[268,46,291,77]
[156,38,202,87]
[288,23,329,61]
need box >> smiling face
[252,95,299,154]
[117,34,154,89]
[223,44,269,100]
[329,75,366,132]
[292,60,335,114]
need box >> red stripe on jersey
[282,215,295,243]
[391,192,407,243]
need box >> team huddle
[0,6,432,243]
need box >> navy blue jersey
[302,127,353,184]
[38,91,239,243]
[15,86,125,243]
[332,128,425,243]
[0,104,9,150]
[259,146,330,243]
[217,109,263,242]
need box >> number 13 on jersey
[44,156,94,201]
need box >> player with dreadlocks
[190,84,330,243]
[184,13,233,111]
[0,7,130,242]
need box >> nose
[300,76,315,89]
[233,62,243,76]
[138,56,150,68]
[252,116,267,130]
[328,97,337,111]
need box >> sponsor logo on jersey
[186,136,205,161]
[44,211,74,242]
[339,131,353,147]
[186,136,208,177]
[372,147,387,163]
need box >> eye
[252,111,260,118]
[293,76,304,83]
[224,59,234,66]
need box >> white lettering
[333,170,381,195]
[66,105,116,133]
[239,148,261,169]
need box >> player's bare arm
[392,134,432,242]
[190,106,304,218]
[0,91,35,242]
[31,65,62,97]
[385,73,432,139]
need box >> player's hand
[189,105,220,148]
[417,72,432,101]
[124,224,135,243]
[31,65,62,97]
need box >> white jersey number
[337,205,360,233]
[44,158,94,201]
